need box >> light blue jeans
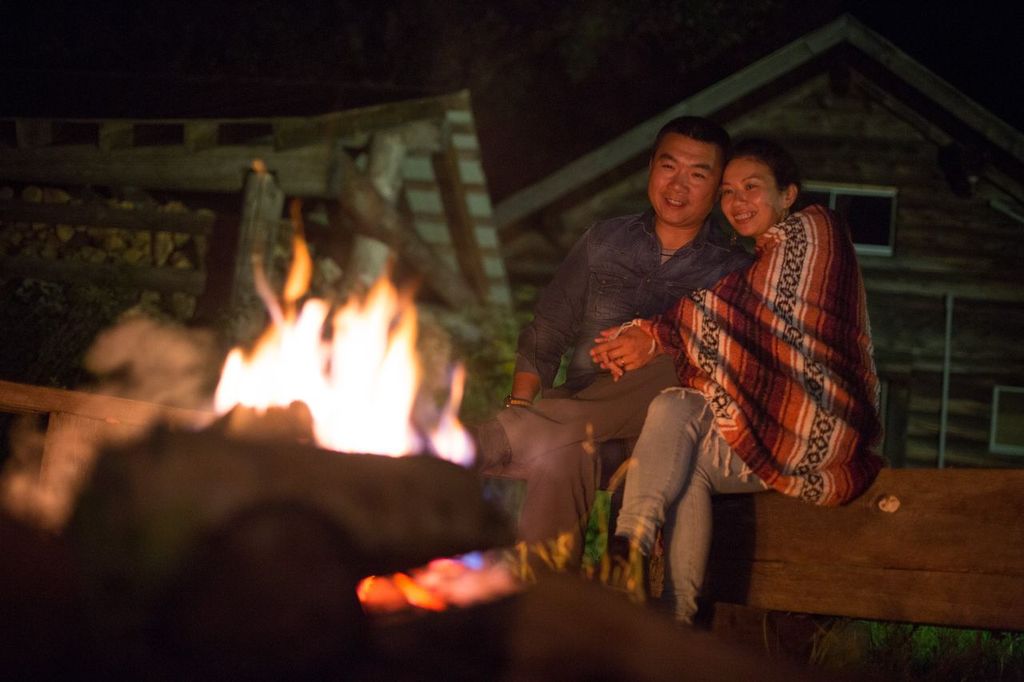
[615,388,767,623]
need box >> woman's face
[720,156,798,240]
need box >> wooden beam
[0,142,335,196]
[15,120,53,149]
[330,146,477,309]
[272,95,456,151]
[0,256,207,295]
[232,167,285,310]
[707,468,1024,630]
[844,18,1024,164]
[184,121,220,153]
[98,122,134,151]
[0,379,212,427]
[708,559,1024,632]
[0,200,215,236]
[863,275,1024,302]
[432,141,490,300]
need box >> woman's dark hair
[731,138,801,192]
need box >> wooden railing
[0,379,212,529]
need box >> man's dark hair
[651,116,732,162]
[731,138,802,192]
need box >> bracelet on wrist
[503,394,532,408]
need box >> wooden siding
[506,68,1024,469]
[0,90,511,308]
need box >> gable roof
[493,14,1024,229]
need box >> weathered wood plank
[0,255,207,294]
[707,559,1024,631]
[707,468,1024,629]
[0,200,215,235]
[329,145,477,308]
[232,166,285,310]
[432,142,490,300]
[0,379,213,427]
[272,93,460,151]
[711,469,1024,571]
[98,122,134,151]
[15,120,53,149]
[0,143,335,196]
[184,121,220,153]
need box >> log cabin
[495,14,1024,470]
[0,80,511,331]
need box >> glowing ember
[356,553,519,615]
[213,199,474,466]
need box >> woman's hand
[590,322,658,381]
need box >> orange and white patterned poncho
[653,204,883,505]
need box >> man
[478,116,751,565]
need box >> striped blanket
[652,204,883,505]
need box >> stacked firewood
[0,185,208,321]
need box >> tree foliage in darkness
[2,0,1017,198]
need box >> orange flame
[213,197,474,465]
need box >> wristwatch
[503,393,532,408]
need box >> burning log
[66,426,514,677]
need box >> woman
[592,139,883,624]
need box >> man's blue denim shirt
[515,210,752,392]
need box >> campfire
[208,199,512,615]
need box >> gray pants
[478,355,679,565]
[616,388,767,623]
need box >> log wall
[506,68,1024,470]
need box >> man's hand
[590,323,659,381]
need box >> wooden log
[329,144,476,308]
[232,165,284,314]
[433,138,491,300]
[0,199,215,235]
[69,428,514,587]
[706,468,1024,630]
[0,255,207,294]
[342,129,410,293]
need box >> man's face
[646,133,723,234]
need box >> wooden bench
[705,468,1024,632]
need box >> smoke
[1,314,224,530]
[83,315,223,411]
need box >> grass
[813,620,1024,681]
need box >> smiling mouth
[732,210,756,223]
[665,197,687,208]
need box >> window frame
[990,385,1024,456]
[802,181,898,257]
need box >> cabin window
[990,386,1024,456]
[799,183,897,256]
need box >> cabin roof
[494,14,1024,229]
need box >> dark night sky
[1,1,1019,200]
